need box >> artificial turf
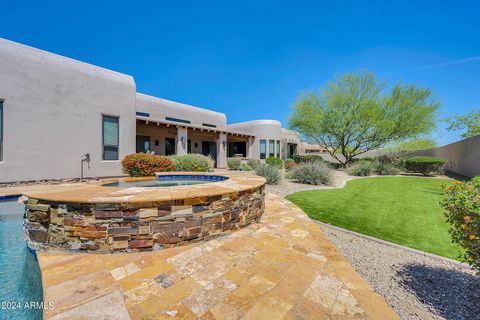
[286,176,463,260]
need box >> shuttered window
[103,115,119,160]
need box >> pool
[0,198,43,320]
[103,174,229,188]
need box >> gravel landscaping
[318,223,480,320]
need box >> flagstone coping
[22,172,266,204]
[38,193,399,319]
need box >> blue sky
[2,1,479,145]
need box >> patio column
[247,137,254,159]
[216,132,227,168]
[176,126,188,155]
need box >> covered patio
[136,119,254,168]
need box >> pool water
[0,199,43,320]
[104,175,229,188]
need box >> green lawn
[286,177,463,260]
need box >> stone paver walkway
[38,193,397,319]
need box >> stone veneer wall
[24,186,265,253]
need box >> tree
[390,138,437,152]
[445,110,480,138]
[289,72,439,166]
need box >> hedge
[227,157,242,170]
[404,156,446,176]
[170,154,211,172]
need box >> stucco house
[0,38,301,182]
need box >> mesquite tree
[289,72,439,166]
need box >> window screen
[103,115,119,160]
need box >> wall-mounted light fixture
[222,140,226,148]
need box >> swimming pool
[103,174,229,188]
[0,199,43,320]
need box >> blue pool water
[0,199,43,320]
[103,174,229,188]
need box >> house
[0,38,300,182]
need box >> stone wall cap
[23,172,266,204]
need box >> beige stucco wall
[227,120,283,159]
[0,38,136,182]
[406,135,480,178]
[136,93,227,130]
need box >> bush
[247,159,261,170]
[284,158,298,171]
[121,153,175,177]
[227,157,242,170]
[170,154,210,172]
[291,161,332,185]
[442,177,480,271]
[405,156,446,176]
[255,164,283,185]
[266,157,284,168]
[240,163,253,171]
[292,154,324,163]
[347,161,374,176]
[371,160,400,175]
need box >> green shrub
[371,160,400,175]
[292,154,324,163]
[442,177,480,271]
[405,156,446,176]
[266,157,284,168]
[347,161,374,176]
[121,153,175,177]
[246,159,261,170]
[291,161,332,185]
[227,157,242,170]
[240,163,253,171]
[255,164,283,185]
[170,154,210,172]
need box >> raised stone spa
[22,172,266,253]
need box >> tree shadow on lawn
[396,263,480,319]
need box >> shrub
[266,157,284,168]
[404,156,446,176]
[240,163,253,171]
[255,164,283,185]
[347,161,373,176]
[247,159,261,170]
[371,160,400,175]
[121,153,175,177]
[291,161,332,185]
[442,177,480,271]
[170,154,210,172]
[284,158,298,171]
[292,154,324,163]
[227,157,242,170]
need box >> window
[165,137,175,156]
[165,117,191,124]
[276,140,280,158]
[259,140,266,159]
[202,123,216,128]
[102,115,119,160]
[0,100,3,161]
[136,135,150,153]
[269,140,275,157]
[136,111,150,117]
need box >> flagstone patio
[38,193,398,319]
